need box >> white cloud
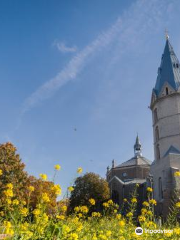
[22,0,175,114]
[54,41,77,53]
[22,17,123,113]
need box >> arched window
[153,108,158,123]
[166,87,169,95]
[156,144,160,160]
[155,126,159,142]
[158,177,163,199]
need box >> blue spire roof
[154,39,180,96]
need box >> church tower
[150,34,180,217]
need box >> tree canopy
[69,172,110,212]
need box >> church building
[106,136,151,209]
[150,35,180,218]
[107,35,180,218]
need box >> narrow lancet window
[166,87,169,95]
[156,144,160,160]
[153,108,158,123]
[155,126,159,142]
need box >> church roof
[163,145,180,158]
[109,176,146,185]
[154,38,180,96]
[116,156,151,168]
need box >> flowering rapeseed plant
[1,164,180,239]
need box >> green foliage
[69,172,110,212]
[0,142,28,201]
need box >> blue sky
[1,0,180,195]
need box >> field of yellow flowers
[1,166,180,239]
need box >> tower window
[166,87,169,95]
[156,144,160,160]
[153,108,158,123]
[155,126,159,142]
[158,177,163,199]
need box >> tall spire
[154,37,180,96]
[134,134,142,157]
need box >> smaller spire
[134,134,142,157]
[112,159,115,168]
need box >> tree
[69,172,110,212]
[26,176,58,214]
[0,142,28,201]
[0,142,59,214]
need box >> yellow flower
[39,173,47,180]
[149,199,157,205]
[89,198,96,205]
[42,193,50,203]
[22,200,26,205]
[141,208,147,214]
[119,220,125,226]
[92,212,101,217]
[68,186,74,192]
[103,202,109,208]
[147,210,153,216]
[123,198,127,202]
[164,231,173,237]
[33,209,40,216]
[20,208,28,216]
[12,199,19,206]
[77,167,83,174]
[4,221,14,235]
[62,225,71,234]
[108,199,113,205]
[174,228,180,235]
[52,184,62,195]
[143,201,149,207]
[4,189,13,197]
[131,198,137,203]
[6,199,12,205]
[116,214,121,220]
[119,237,125,240]
[176,202,180,208]
[6,183,13,189]
[62,205,67,212]
[56,215,65,220]
[0,169,2,176]
[42,213,49,222]
[126,212,133,217]
[69,233,78,240]
[147,187,153,192]
[78,213,83,218]
[174,171,180,177]
[28,186,35,192]
[106,231,112,236]
[74,206,80,212]
[0,211,4,217]
[138,215,146,222]
[54,164,61,170]
[80,205,89,213]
